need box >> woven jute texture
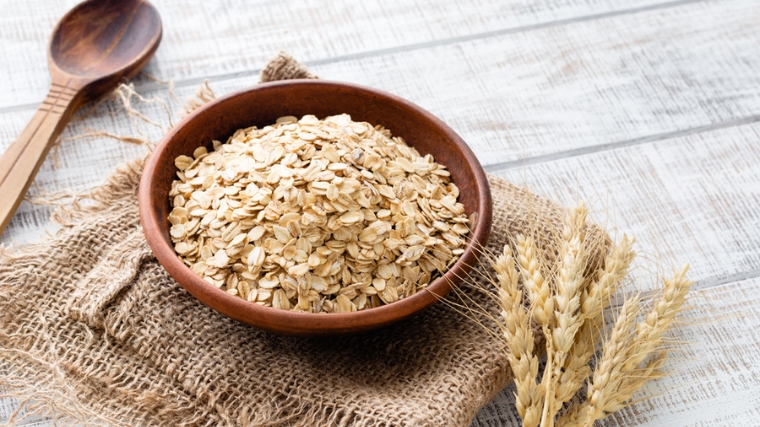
[0,55,607,427]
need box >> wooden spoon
[0,0,162,235]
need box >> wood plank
[310,0,760,169]
[489,119,760,293]
[0,0,671,110]
[473,276,760,426]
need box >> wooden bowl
[139,80,492,336]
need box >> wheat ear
[562,265,692,426]
[540,206,589,426]
[515,234,553,327]
[555,235,636,404]
[493,245,544,427]
[623,265,692,371]
[557,295,641,427]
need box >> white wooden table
[2,0,760,425]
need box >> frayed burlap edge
[259,51,318,83]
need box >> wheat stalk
[558,266,692,426]
[624,266,691,371]
[484,203,691,427]
[514,233,559,426]
[577,266,692,426]
[535,206,587,426]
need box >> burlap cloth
[0,53,606,427]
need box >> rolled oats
[169,114,469,313]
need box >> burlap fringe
[180,80,217,118]
[259,51,318,83]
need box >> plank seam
[692,268,760,292]
[484,114,760,172]
[609,268,760,309]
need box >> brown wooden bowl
[139,80,492,336]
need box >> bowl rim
[138,79,492,336]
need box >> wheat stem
[624,265,691,371]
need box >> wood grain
[6,0,760,169]
[475,276,760,427]
[0,103,164,244]
[0,88,78,235]
[311,0,760,169]
[0,0,675,110]
[490,120,760,293]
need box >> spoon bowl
[49,0,162,100]
[0,0,162,235]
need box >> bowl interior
[140,80,492,336]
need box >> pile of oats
[168,114,470,313]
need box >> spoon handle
[0,84,79,235]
